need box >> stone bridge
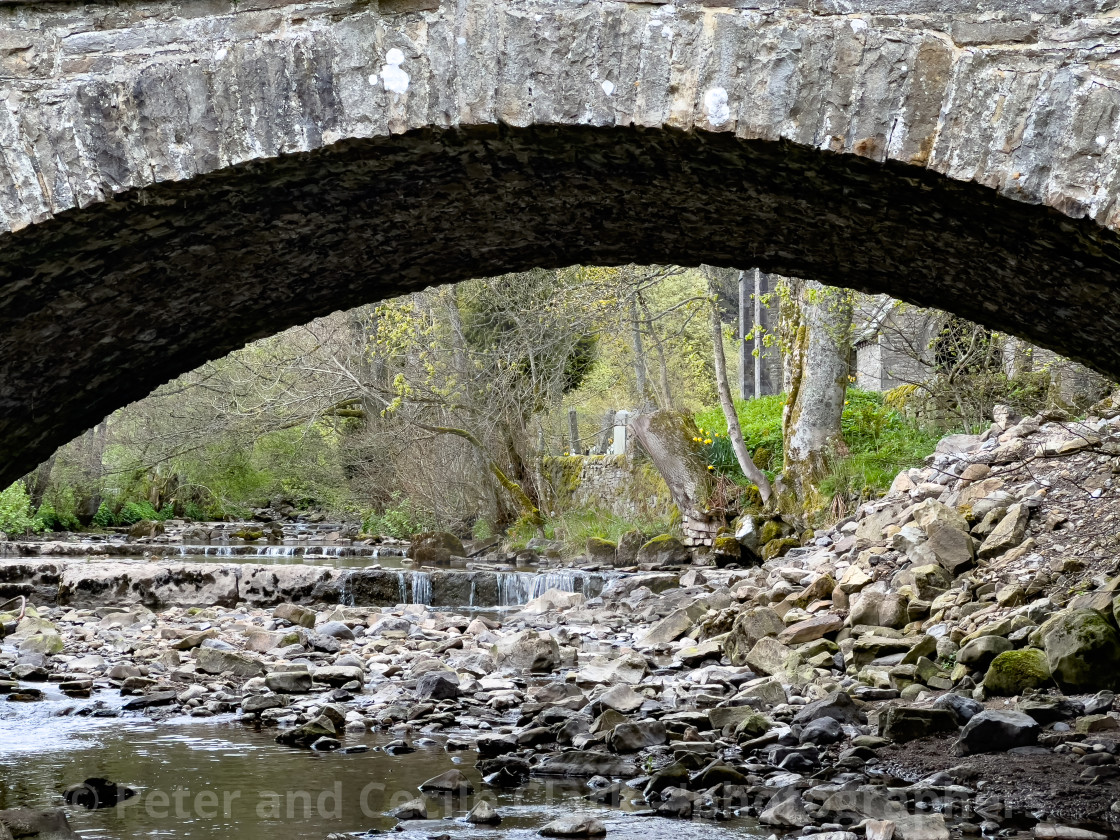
[2,0,1120,486]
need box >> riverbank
[4,403,1120,840]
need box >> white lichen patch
[601,80,615,96]
[704,87,730,127]
[381,48,409,95]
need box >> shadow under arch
[3,122,1120,487]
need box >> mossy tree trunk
[629,410,719,545]
[780,279,853,510]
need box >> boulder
[586,538,617,565]
[878,706,957,743]
[792,690,865,726]
[312,665,364,687]
[745,637,797,678]
[419,769,474,795]
[0,809,80,839]
[539,817,607,837]
[799,716,843,745]
[920,524,976,575]
[596,684,644,713]
[978,504,1029,559]
[983,649,1051,696]
[724,607,785,665]
[265,670,312,694]
[636,607,697,647]
[273,603,316,628]
[1043,609,1120,691]
[636,534,691,566]
[195,647,264,678]
[467,800,502,825]
[492,631,561,673]
[759,787,812,828]
[912,498,970,533]
[955,710,1039,754]
[408,531,465,564]
[415,671,460,701]
[390,797,428,820]
[276,714,337,749]
[778,613,843,646]
[315,621,355,640]
[957,635,1013,670]
[532,750,636,777]
[128,519,165,539]
[931,693,983,725]
[607,721,667,752]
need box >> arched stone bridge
[2,0,1120,486]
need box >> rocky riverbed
[4,401,1120,839]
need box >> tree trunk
[628,410,720,545]
[781,280,854,508]
[709,294,774,503]
[629,297,650,407]
[637,293,673,409]
[83,421,109,522]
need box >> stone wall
[5,0,1120,486]
[541,455,671,521]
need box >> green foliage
[362,493,435,540]
[693,395,786,481]
[35,486,82,532]
[116,500,162,525]
[506,505,678,555]
[0,482,44,535]
[693,390,942,506]
[92,501,114,528]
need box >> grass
[506,506,679,554]
[693,389,945,504]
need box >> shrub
[115,500,161,526]
[92,501,115,528]
[362,494,435,539]
[0,482,44,535]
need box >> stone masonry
[4,0,1120,486]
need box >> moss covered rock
[733,713,773,739]
[636,534,690,566]
[409,531,466,565]
[586,537,617,565]
[1042,609,1120,691]
[758,519,788,545]
[762,537,800,561]
[983,648,1051,696]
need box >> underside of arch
[2,123,1120,488]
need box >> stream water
[0,683,766,840]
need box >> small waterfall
[338,571,354,607]
[494,570,600,608]
[397,572,408,605]
[260,545,300,557]
[411,572,432,606]
[468,577,477,608]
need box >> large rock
[636,534,691,565]
[492,630,561,673]
[978,503,1029,559]
[778,613,843,646]
[408,531,465,564]
[955,710,1039,754]
[419,769,474,795]
[1043,609,1120,691]
[745,637,797,678]
[792,690,865,726]
[0,809,80,839]
[532,750,636,777]
[911,499,969,534]
[724,607,785,666]
[265,670,312,694]
[415,671,460,700]
[195,647,265,678]
[539,817,607,837]
[878,706,958,743]
[957,635,1013,670]
[983,649,1051,696]
[921,523,976,575]
[59,562,240,609]
[636,607,697,647]
[608,720,667,752]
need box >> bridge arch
[3,0,1120,486]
